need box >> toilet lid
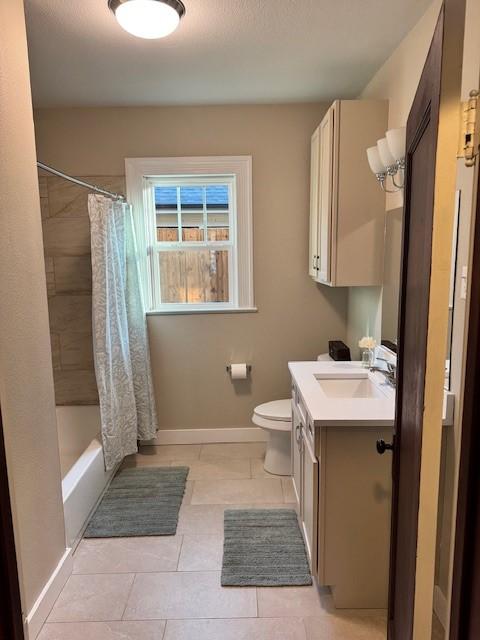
[254,399,291,422]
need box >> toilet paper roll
[230,364,248,380]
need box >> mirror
[380,207,402,354]
[380,193,461,391]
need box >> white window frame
[125,156,254,314]
[148,175,237,311]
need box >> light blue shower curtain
[88,194,158,470]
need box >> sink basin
[315,375,386,399]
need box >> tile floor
[39,442,387,640]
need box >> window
[152,179,233,306]
[125,156,254,313]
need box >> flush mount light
[109,0,186,39]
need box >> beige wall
[0,0,66,622]
[34,105,348,429]
[361,0,443,212]
[347,0,443,357]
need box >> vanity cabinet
[291,377,392,609]
[301,426,319,571]
[291,405,303,511]
[322,425,392,608]
[292,386,319,573]
[309,99,388,287]
[291,401,319,571]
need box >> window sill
[146,307,258,317]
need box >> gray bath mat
[84,466,189,538]
[222,509,312,587]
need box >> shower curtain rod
[37,161,126,201]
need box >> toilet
[253,355,332,475]
[252,399,292,476]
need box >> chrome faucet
[370,356,397,388]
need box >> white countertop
[288,360,455,427]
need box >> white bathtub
[56,406,115,547]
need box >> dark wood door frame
[387,7,444,639]
[0,408,24,640]
[449,160,480,639]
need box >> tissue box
[328,340,351,361]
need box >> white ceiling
[25,0,432,107]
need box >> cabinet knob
[376,439,394,455]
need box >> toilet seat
[253,400,291,424]
[252,414,291,432]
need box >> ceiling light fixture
[108,0,186,39]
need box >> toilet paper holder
[226,365,252,374]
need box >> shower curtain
[88,195,158,470]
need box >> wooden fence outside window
[157,227,229,303]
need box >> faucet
[370,356,397,388]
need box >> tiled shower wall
[39,174,125,405]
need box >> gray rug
[222,509,312,587]
[84,466,189,538]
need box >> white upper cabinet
[309,100,388,287]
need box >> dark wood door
[0,409,24,640]
[387,8,444,639]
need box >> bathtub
[56,406,115,547]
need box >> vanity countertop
[288,360,455,427]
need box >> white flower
[359,336,377,349]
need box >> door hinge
[458,90,479,167]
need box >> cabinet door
[309,126,321,278]
[317,105,335,284]
[302,428,319,573]
[291,406,303,512]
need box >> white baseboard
[143,427,268,446]
[433,584,448,630]
[25,547,73,640]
